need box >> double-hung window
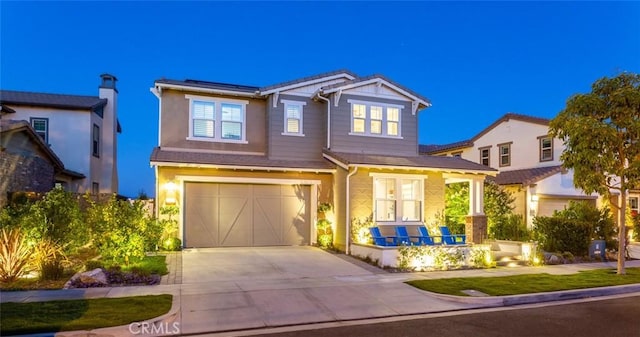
[30,117,48,144]
[92,124,100,158]
[187,95,248,143]
[479,147,491,166]
[629,197,639,214]
[348,99,403,138]
[373,174,424,222]
[539,136,553,162]
[281,100,306,136]
[498,142,511,167]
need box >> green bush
[489,214,531,241]
[533,201,616,256]
[39,260,64,280]
[162,237,182,251]
[0,228,34,283]
[85,260,104,271]
[316,219,333,248]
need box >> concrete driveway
[179,246,475,334]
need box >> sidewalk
[2,254,640,337]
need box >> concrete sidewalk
[2,249,640,337]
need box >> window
[187,95,248,143]
[373,175,423,222]
[348,99,403,138]
[629,197,639,213]
[451,151,462,158]
[281,100,306,136]
[498,142,511,167]
[92,182,99,195]
[479,147,491,166]
[30,118,48,144]
[539,136,553,162]
[92,124,100,158]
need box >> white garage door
[184,182,311,247]
[538,198,595,217]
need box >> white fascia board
[150,161,335,173]
[322,153,349,170]
[155,83,258,98]
[175,175,322,186]
[351,163,497,176]
[260,73,356,96]
[322,78,431,108]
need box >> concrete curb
[425,283,640,306]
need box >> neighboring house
[150,70,496,251]
[420,113,638,228]
[0,74,121,195]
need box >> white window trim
[370,173,426,223]
[347,99,404,139]
[280,99,306,137]
[629,197,639,212]
[185,94,249,144]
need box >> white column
[468,178,485,216]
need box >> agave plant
[0,228,35,282]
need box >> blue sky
[1,1,639,198]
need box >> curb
[425,283,640,306]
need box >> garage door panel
[184,182,310,248]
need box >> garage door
[538,198,595,217]
[184,182,311,247]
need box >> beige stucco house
[150,70,496,251]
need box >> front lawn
[0,294,173,335]
[406,268,640,296]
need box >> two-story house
[150,70,496,251]
[420,113,639,228]
[0,74,121,196]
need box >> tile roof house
[418,113,626,228]
[150,70,496,251]
[0,74,121,198]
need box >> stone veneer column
[465,215,488,244]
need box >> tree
[549,72,640,275]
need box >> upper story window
[30,118,48,144]
[539,136,553,162]
[373,175,423,222]
[92,124,100,158]
[186,94,248,143]
[348,99,403,138]
[479,147,491,166]
[629,197,638,213]
[451,151,462,158]
[281,100,306,136]
[498,142,511,167]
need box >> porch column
[466,177,487,244]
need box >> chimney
[98,73,119,194]
[100,73,118,92]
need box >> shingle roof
[491,165,563,185]
[150,147,335,170]
[419,140,473,155]
[154,79,260,94]
[0,90,107,110]
[320,74,431,105]
[323,150,496,173]
[260,69,358,92]
[1,119,65,170]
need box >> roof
[320,74,431,106]
[420,113,551,155]
[0,90,108,110]
[1,119,65,170]
[419,140,473,155]
[323,150,497,174]
[0,104,16,114]
[150,147,335,171]
[154,78,260,94]
[491,165,563,185]
[260,69,358,93]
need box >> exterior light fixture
[531,194,539,202]
[164,180,178,205]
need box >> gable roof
[0,90,107,111]
[150,147,335,171]
[491,165,563,186]
[154,78,260,95]
[260,69,357,94]
[320,74,431,108]
[420,113,551,155]
[323,150,496,175]
[1,119,65,170]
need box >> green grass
[406,268,640,296]
[121,255,169,275]
[0,294,172,335]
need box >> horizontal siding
[160,90,267,153]
[268,94,326,161]
[329,94,418,156]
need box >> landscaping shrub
[489,214,531,241]
[84,260,104,271]
[533,201,616,256]
[0,229,34,283]
[351,215,374,244]
[162,237,182,251]
[158,205,180,251]
[316,219,333,248]
[39,260,65,280]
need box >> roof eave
[150,160,335,173]
[260,72,357,96]
[154,82,260,98]
[320,78,431,108]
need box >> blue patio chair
[439,226,466,245]
[369,227,396,246]
[416,226,441,245]
[394,226,419,246]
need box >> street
[251,295,640,337]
